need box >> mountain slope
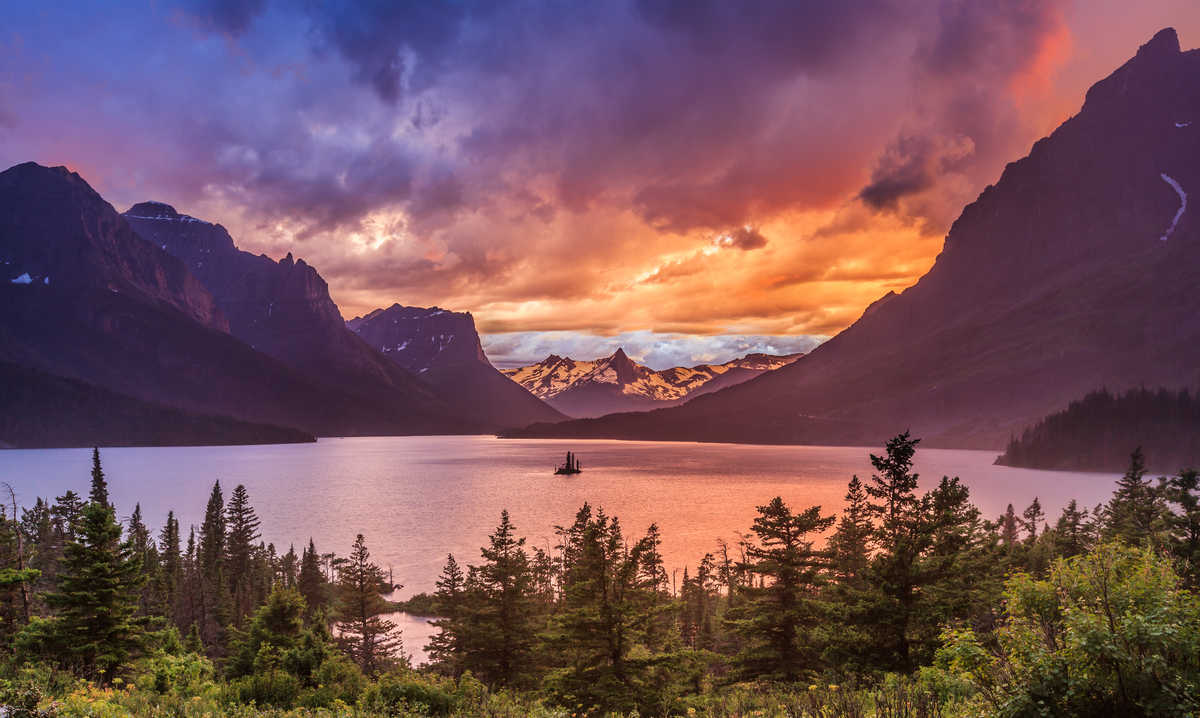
[0,361,314,449]
[503,349,802,418]
[121,202,463,430]
[0,162,468,439]
[507,29,1200,448]
[347,304,566,430]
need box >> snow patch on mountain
[1160,173,1187,241]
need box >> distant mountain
[347,304,566,430]
[507,29,1200,448]
[0,162,469,446]
[996,387,1200,473]
[121,202,466,431]
[502,348,803,418]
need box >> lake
[3,435,1120,663]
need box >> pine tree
[459,510,538,687]
[999,504,1020,548]
[1103,448,1167,545]
[225,484,262,624]
[197,481,230,651]
[51,490,83,542]
[1021,497,1044,542]
[127,503,162,616]
[1053,499,1094,559]
[332,534,403,676]
[159,511,182,622]
[89,447,109,507]
[427,553,466,675]
[23,451,144,683]
[828,476,873,585]
[862,431,925,671]
[726,497,834,682]
[1162,468,1200,588]
[298,538,328,618]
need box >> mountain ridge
[503,348,803,418]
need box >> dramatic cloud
[2,1,1198,360]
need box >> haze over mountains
[503,349,802,418]
[508,29,1200,449]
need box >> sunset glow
[2,0,1197,368]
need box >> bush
[361,674,458,716]
[226,668,302,709]
[931,542,1200,717]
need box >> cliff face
[348,304,566,430]
[123,203,465,430]
[508,29,1200,448]
[0,165,226,330]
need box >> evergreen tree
[999,504,1020,548]
[427,553,466,676]
[1162,468,1200,588]
[332,534,403,676]
[158,511,181,618]
[298,538,328,618]
[862,432,926,671]
[726,497,834,682]
[197,481,230,651]
[828,476,872,585]
[225,484,263,624]
[459,510,538,687]
[21,452,143,683]
[1021,497,1044,542]
[51,490,83,542]
[1053,499,1094,559]
[1103,448,1167,546]
[89,447,109,507]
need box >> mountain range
[506,28,1200,449]
[502,349,802,418]
[0,163,559,446]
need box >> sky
[3,1,1199,369]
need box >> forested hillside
[996,387,1200,472]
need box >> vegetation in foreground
[1,438,1199,716]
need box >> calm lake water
[2,435,1120,663]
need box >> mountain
[502,348,803,418]
[121,202,466,431]
[507,29,1200,448]
[0,162,468,445]
[346,304,566,430]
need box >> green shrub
[931,542,1200,717]
[361,674,458,716]
[226,668,302,709]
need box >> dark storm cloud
[716,227,769,251]
[859,0,1068,221]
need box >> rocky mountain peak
[125,201,179,219]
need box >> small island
[554,451,582,475]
